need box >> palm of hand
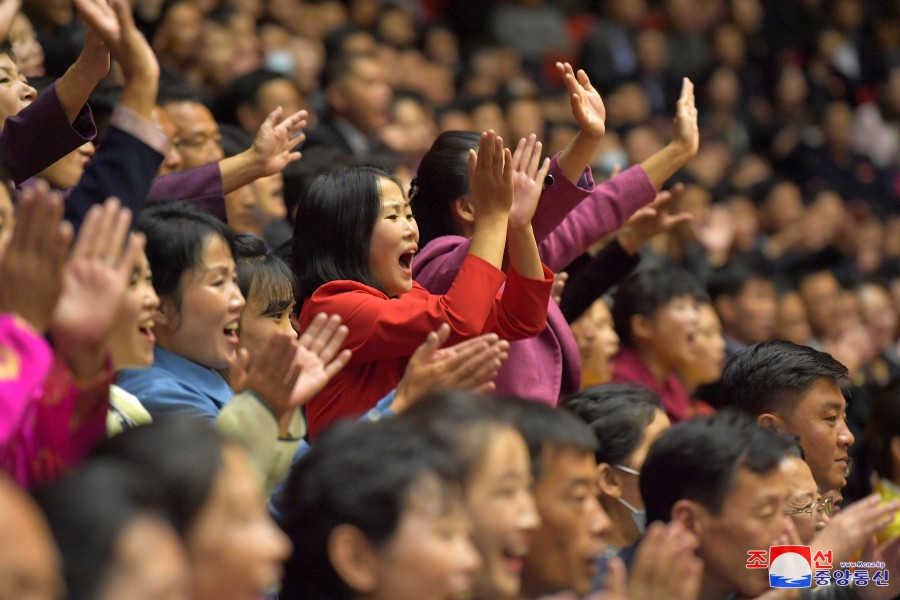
[289,347,330,408]
[509,171,540,228]
[576,90,606,138]
[54,259,125,349]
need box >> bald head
[0,476,62,600]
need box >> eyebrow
[383,201,410,212]
[821,401,845,412]
[261,297,295,316]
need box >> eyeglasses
[612,464,641,477]
[784,497,834,518]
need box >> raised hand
[289,312,352,407]
[73,0,121,44]
[617,184,693,255]
[468,130,514,218]
[673,77,700,159]
[233,313,351,421]
[509,134,552,230]
[551,272,568,305]
[0,0,22,41]
[0,181,72,333]
[51,198,142,379]
[812,493,900,567]
[249,107,309,176]
[557,61,606,140]
[393,324,510,413]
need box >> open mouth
[501,545,529,573]
[224,322,240,342]
[398,249,416,273]
[138,319,156,344]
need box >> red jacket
[298,254,553,439]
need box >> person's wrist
[667,139,696,164]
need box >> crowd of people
[1,0,899,599]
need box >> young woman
[409,73,699,406]
[116,202,349,492]
[95,419,293,600]
[35,459,191,600]
[276,419,480,600]
[399,392,539,600]
[293,131,553,438]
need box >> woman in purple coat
[411,64,700,405]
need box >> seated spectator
[706,254,776,358]
[34,459,190,600]
[722,340,853,495]
[293,138,552,438]
[678,300,725,405]
[640,412,794,600]
[276,419,480,600]
[563,384,670,553]
[569,298,619,389]
[398,392,539,600]
[610,266,707,422]
[94,419,292,600]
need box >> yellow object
[874,478,900,544]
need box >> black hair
[492,397,598,480]
[292,166,398,297]
[721,341,849,416]
[707,253,775,302]
[321,50,377,90]
[276,420,460,600]
[562,384,664,466]
[135,201,236,304]
[410,130,480,248]
[90,419,226,538]
[212,68,294,127]
[640,411,793,525]
[0,41,15,63]
[234,234,297,318]
[611,267,707,347]
[865,383,900,480]
[399,390,521,485]
[218,124,252,159]
[282,147,357,222]
[34,459,166,600]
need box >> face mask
[265,50,295,77]
[612,464,646,534]
[593,149,629,177]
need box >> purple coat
[0,82,96,185]
[413,155,656,405]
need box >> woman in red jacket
[293,131,554,438]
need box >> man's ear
[327,524,380,594]
[757,412,786,433]
[671,498,707,539]
[597,463,623,499]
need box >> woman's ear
[597,463,623,499]
[328,524,380,595]
[154,296,178,328]
[630,313,653,344]
[452,196,476,223]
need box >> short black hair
[399,390,519,485]
[276,420,459,600]
[90,419,226,537]
[721,341,849,416]
[707,253,774,302]
[135,201,236,304]
[212,68,295,126]
[292,166,399,297]
[234,234,297,318]
[562,384,663,466]
[640,411,793,524]
[492,397,598,480]
[611,267,707,346]
[34,459,164,600]
[410,130,480,248]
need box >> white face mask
[612,464,646,534]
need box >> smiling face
[156,234,246,370]
[38,142,96,190]
[369,176,419,297]
[465,428,538,600]
[522,448,609,598]
[236,276,296,360]
[110,249,161,371]
[777,378,854,493]
[571,300,620,388]
[681,303,726,388]
[636,294,700,372]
